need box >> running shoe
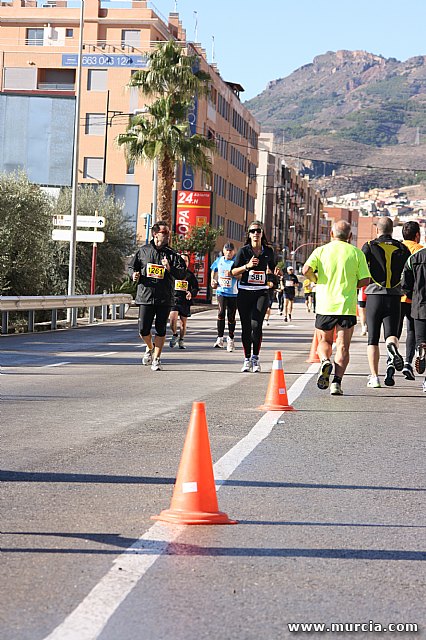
[317,359,333,390]
[284,316,288,322]
[151,357,162,371]
[289,314,292,321]
[330,381,343,396]
[367,375,381,388]
[214,337,224,349]
[422,379,426,393]
[414,343,426,374]
[386,342,404,371]
[178,338,186,349]
[360,324,367,336]
[266,320,269,326]
[402,363,415,381]
[169,334,178,348]
[384,364,395,387]
[226,337,235,352]
[241,358,252,373]
[142,347,154,366]
[251,355,261,373]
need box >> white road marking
[45,362,71,368]
[43,363,319,640]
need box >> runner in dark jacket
[129,220,186,371]
[169,254,199,350]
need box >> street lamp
[67,0,84,326]
[291,241,322,272]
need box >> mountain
[244,51,426,195]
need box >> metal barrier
[0,294,133,334]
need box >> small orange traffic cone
[152,402,237,525]
[306,329,321,363]
[258,351,295,412]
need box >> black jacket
[173,269,199,305]
[232,244,276,289]
[129,241,186,305]
[362,234,410,295]
[401,247,426,320]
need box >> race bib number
[147,263,165,279]
[285,280,295,287]
[175,280,188,291]
[247,270,266,285]
[219,276,232,288]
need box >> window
[85,113,105,136]
[121,30,140,48]
[3,67,36,90]
[126,161,135,175]
[83,157,103,181]
[26,28,44,46]
[87,69,107,91]
[65,28,73,38]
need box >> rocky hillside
[245,51,426,195]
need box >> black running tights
[237,289,269,358]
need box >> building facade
[0,0,259,246]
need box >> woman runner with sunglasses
[231,222,282,372]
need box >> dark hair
[245,221,270,247]
[151,220,169,235]
[402,220,420,241]
[223,242,235,250]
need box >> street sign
[53,215,106,228]
[52,229,105,243]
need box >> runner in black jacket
[129,221,186,371]
[169,254,199,350]
[231,221,281,372]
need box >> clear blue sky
[152,0,426,100]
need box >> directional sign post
[53,215,106,228]
[52,229,105,243]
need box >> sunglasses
[249,228,262,234]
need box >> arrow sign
[52,229,105,243]
[53,215,106,228]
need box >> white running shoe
[367,375,381,388]
[214,337,224,349]
[226,337,235,352]
[251,356,261,373]
[169,334,178,348]
[360,324,367,336]
[241,358,251,372]
[142,347,154,366]
[151,357,162,371]
[330,381,343,396]
[178,338,186,349]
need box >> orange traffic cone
[258,351,295,412]
[152,402,237,525]
[306,329,320,363]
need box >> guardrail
[0,294,133,335]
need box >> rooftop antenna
[174,1,177,11]
[193,10,198,42]
[211,35,215,62]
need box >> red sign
[174,190,213,301]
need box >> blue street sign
[62,54,149,68]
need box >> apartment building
[255,133,327,266]
[0,0,259,244]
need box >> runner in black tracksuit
[129,221,186,371]
[169,254,199,350]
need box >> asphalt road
[1,301,425,640]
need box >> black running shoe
[317,359,333,390]
[384,365,395,387]
[415,343,426,374]
[402,363,415,381]
[386,342,404,371]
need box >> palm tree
[117,41,216,228]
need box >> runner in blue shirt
[211,242,238,352]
